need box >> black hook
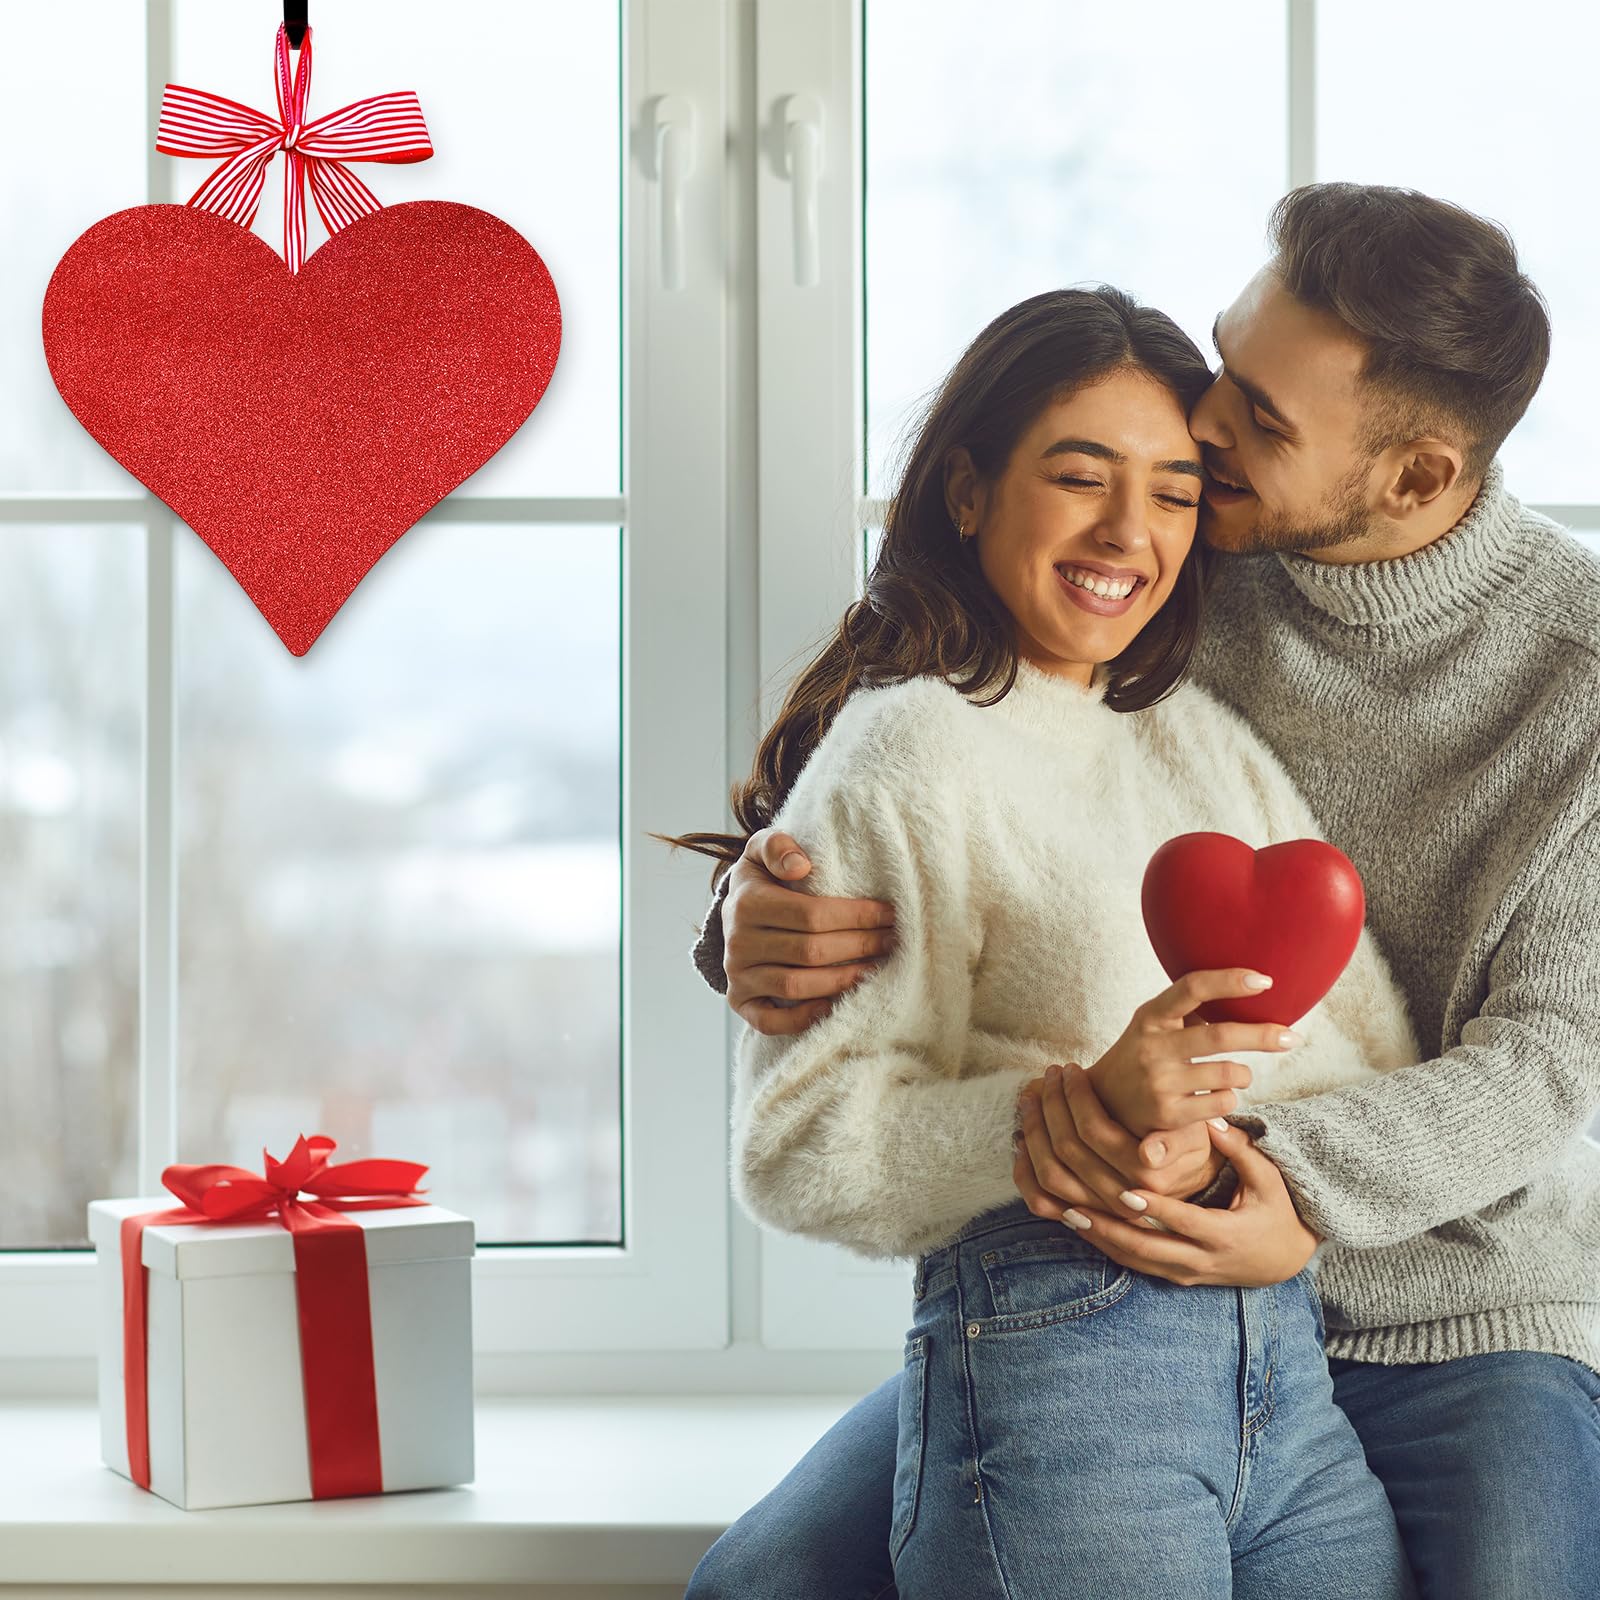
[284,1,308,51]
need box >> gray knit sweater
[691,461,1600,1371]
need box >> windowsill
[0,1395,862,1589]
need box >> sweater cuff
[1186,1108,1271,1209]
[1185,1160,1240,1209]
[690,871,733,996]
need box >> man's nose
[1188,377,1232,449]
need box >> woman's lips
[1054,564,1143,617]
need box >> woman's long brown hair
[651,285,1218,891]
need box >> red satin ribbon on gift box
[119,1133,430,1500]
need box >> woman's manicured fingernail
[781,852,806,872]
[1119,1191,1148,1212]
[1063,1209,1092,1230]
[1278,1029,1301,1047]
[1146,1140,1166,1164]
[1208,1117,1228,1130]
[1244,972,1273,990]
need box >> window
[4,0,1594,1393]
[0,526,143,1247]
[864,0,1288,502]
[1317,0,1600,510]
[769,0,1600,1345]
[2,0,731,1383]
[173,523,623,1245]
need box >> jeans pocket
[976,1230,1131,1328]
[1554,1353,1600,1404]
[891,1333,930,1562]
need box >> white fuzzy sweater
[731,656,1421,1262]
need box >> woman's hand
[1012,1064,1222,1225]
[1089,968,1301,1137]
[1018,1069,1320,1287]
[1076,1117,1321,1286]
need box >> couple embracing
[661,182,1600,1598]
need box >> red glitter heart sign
[1140,832,1366,1028]
[42,200,561,654]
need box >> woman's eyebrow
[1042,437,1203,478]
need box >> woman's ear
[943,445,980,529]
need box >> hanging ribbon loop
[155,22,432,274]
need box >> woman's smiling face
[946,366,1203,685]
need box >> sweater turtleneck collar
[980,652,1114,739]
[1268,459,1534,632]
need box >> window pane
[3,5,147,492]
[1317,0,1595,503]
[865,0,1286,498]
[173,0,620,498]
[0,527,143,1247]
[175,525,622,1244]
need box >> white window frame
[749,0,1600,1351]
[5,0,1598,1401]
[0,0,755,1398]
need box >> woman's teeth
[1057,564,1138,600]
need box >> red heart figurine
[42,201,561,655]
[1140,832,1365,1027]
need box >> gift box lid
[87,1196,474,1281]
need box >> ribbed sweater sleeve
[1227,791,1600,1249]
[730,699,1070,1261]
[690,871,732,996]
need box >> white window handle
[781,93,824,288]
[649,95,695,292]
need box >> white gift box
[87,1196,476,1510]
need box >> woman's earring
[955,516,973,541]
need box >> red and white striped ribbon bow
[155,22,432,275]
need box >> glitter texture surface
[41,201,562,654]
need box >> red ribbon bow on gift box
[155,22,432,274]
[120,1134,430,1500]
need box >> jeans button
[966,1322,981,1338]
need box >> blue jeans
[687,1200,1600,1599]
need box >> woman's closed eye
[1051,472,1196,510]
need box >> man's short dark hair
[1268,182,1551,481]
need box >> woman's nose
[1096,487,1153,550]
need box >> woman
[656,287,1420,1597]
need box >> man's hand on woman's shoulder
[724,827,899,1035]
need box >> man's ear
[1378,439,1465,518]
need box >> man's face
[1188,266,1383,555]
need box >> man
[691,184,1600,1595]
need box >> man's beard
[1206,459,1375,556]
